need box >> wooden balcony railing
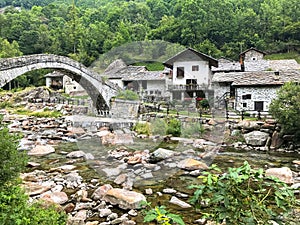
[168,84,208,91]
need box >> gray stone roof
[44,71,64,78]
[103,65,148,78]
[163,48,218,68]
[212,70,300,86]
[244,59,300,72]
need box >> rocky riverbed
[1,104,300,224]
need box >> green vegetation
[189,162,297,225]
[115,90,139,101]
[181,123,204,138]
[0,116,67,224]
[150,118,167,136]
[133,121,151,136]
[264,51,300,63]
[269,82,300,141]
[141,202,185,225]
[166,118,181,137]
[131,61,164,71]
[12,107,62,118]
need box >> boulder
[92,184,113,200]
[270,131,284,149]
[66,150,86,158]
[28,145,55,156]
[149,148,176,163]
[22,181,51,196]
[244,131,269,146]
[265,167,294,184]
[102,188,146,209]
[177,158,208,171]
[41,191,69,205]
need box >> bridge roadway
[0,54,120,111]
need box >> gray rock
[169,196,192,208]
[244,131,269,146]
[66,150,86,158]
[149,148,176,163]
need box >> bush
[133,121,151,136]
[150,118,167,136]
[181,123,204,138]
[0,117,27,186]
[141,202,185,225]
[0,116,67,224]
[189,162,297,224]
[166,118,181,137]
[116,90,139,101]
[269,82,300,140]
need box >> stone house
[163,48,218,101]
[103,59,168,99]
[212,47,300,113]
[45,71,86,96]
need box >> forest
[0,0,299,86]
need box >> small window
[192,65,199,71]
[177,67,184,78]
[252,57,256,60]
[243,103,247,107]
[242,94,251,100]
[73,86,76,90]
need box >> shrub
[142,202,185,225]
[116,90,139,101]
[0,117,27,186]
[133,121,151,136]
[181,123,204,138]
[0,116,67,224]
[166,118,181,137]
[151,118,167,136]
[189,162,297,225]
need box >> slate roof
[163,47,218,68]
[239,47,266,57]
[44,71,64,78]
[212,70,300,86]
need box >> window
[192,65,199,71]
[254,101,264,111]
[73,86,76,89]
[142,81,147,90]
[242,94,251,100]
[252,57,257,60]
[176,67,184,78]
[243,103,247,108]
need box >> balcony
[168,84,209,91]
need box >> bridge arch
[0,54,120,110]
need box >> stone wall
[110,99,140,119]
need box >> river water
[27,136,300,224]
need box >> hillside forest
[0,0,299,86]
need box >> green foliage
[141,201,185,225]
[0,116,27,186]
[0,100,14,109]
[0,116,67,224]
[12,108,62,118]
[150,118,167,136]
[0,184,67,225]
[269,82,300,140]
[116,90,139,101]
[166,118,181,137]
[133,121,151,136]
[189,162,297,225]
[181,123,204,138]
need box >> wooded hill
[0,0,299,66]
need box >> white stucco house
[163,48,218,101]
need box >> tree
[269,82,300,140]
[0,116,67,224]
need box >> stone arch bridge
[0,54,120,111]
